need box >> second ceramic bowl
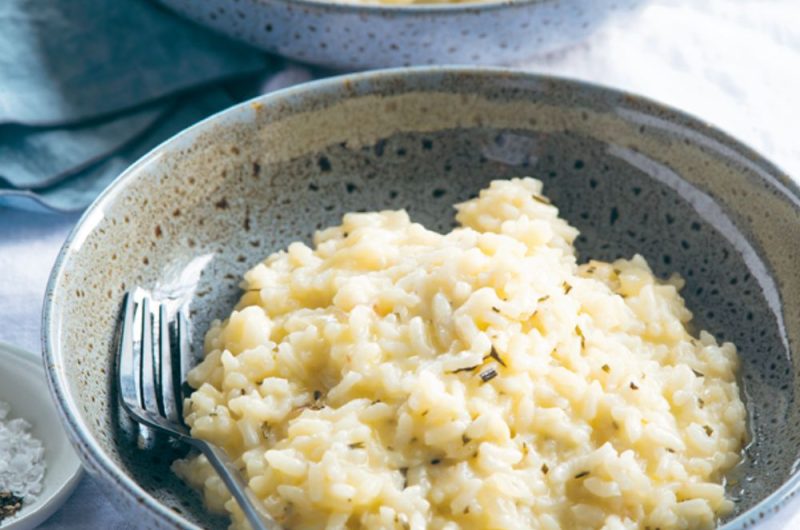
[158,0,644,70]
[0,342,82,530]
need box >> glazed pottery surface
[44,67,800,529]
[157,0,644,69]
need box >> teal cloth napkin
[0,0,272,212]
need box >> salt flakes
[0,400,46,523]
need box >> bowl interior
[46,69,800,529]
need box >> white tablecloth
[2,0,799,527]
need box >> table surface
[2,0,799,527]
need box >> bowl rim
[42,65,800,530]
[170,0,541,17]
[259,0,519,14]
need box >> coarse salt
[0,400,46,523]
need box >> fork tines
[118,289,189,432]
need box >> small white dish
[0,341,82,529]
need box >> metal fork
[117,290,279,530]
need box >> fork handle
[194,441,281,530]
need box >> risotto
[174,177,747,530]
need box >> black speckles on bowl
[156,0,645,69]
[44,67,800,529]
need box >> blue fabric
[0,89,238,212]
[0,0,266,125]
[0,0,271,212]
[0,103,168,189]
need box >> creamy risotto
[174,178,747,530]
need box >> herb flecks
[450,364,480,374]
[261,423,273,440]
[703,425,714,437]
[574,471,590,479]
[488,346,507,367]
[480,368,498,383]
[306,389,325,410]
[692,369,705,378]
[630,382,639,390]
[0,491,23,523]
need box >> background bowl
[44,67,800,529]
[157,0,645,70]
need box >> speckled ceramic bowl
[157,0,644,70]
[44,67,800,529]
